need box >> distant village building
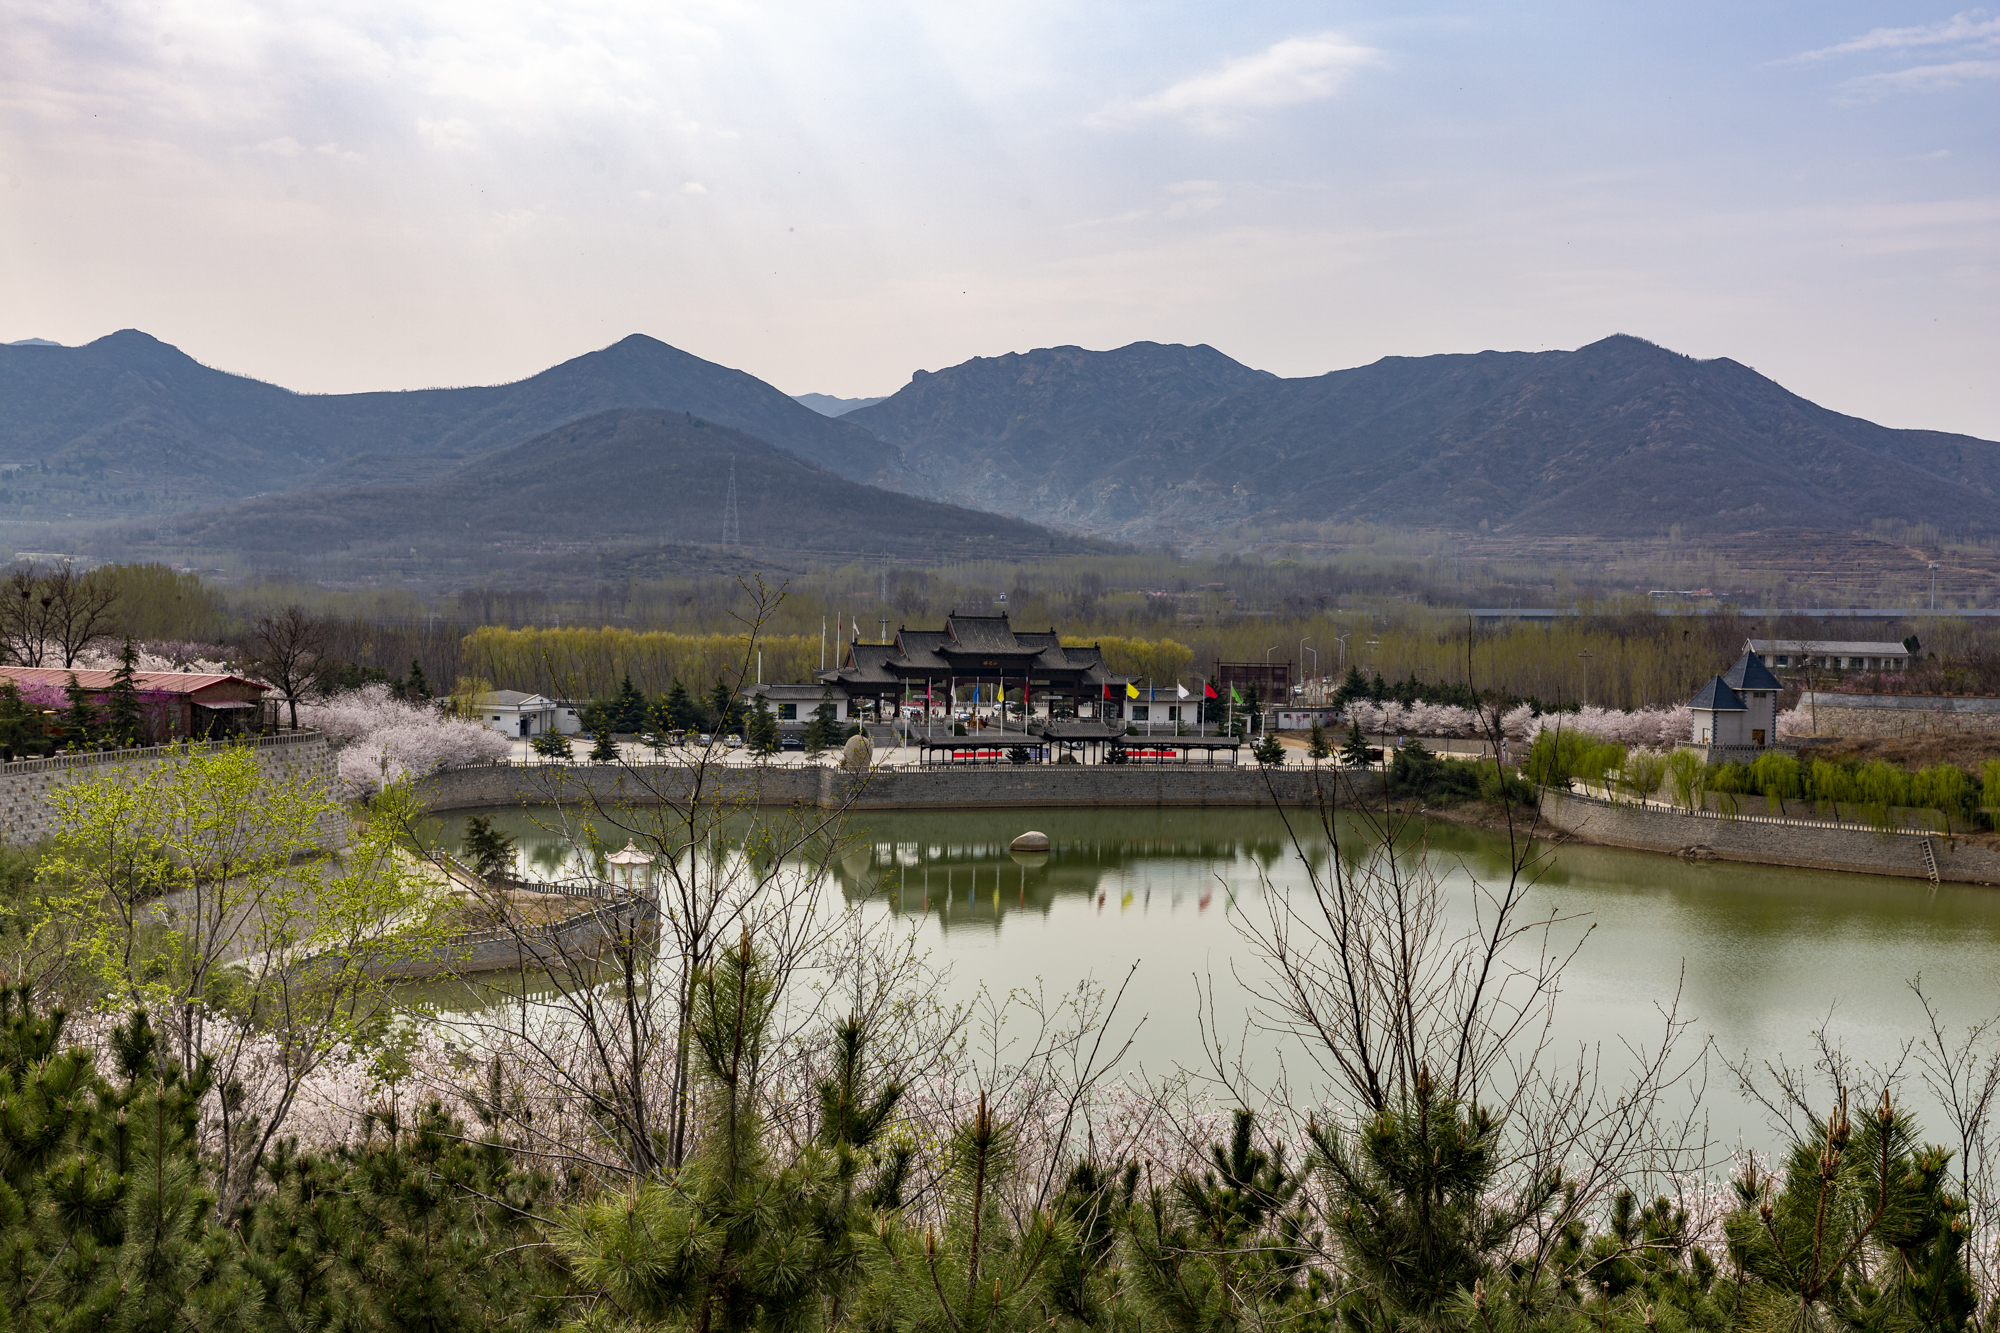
[1746,638,1912,673]
[1688,650,1782,749]
[742,682,850,727]
[474,690,583,738]
[0,668,269,742]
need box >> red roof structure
[0,668,270,741]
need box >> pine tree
[804,687,843,753]
[708,677,745,734]
[1307,720,1332,760]
[1254,731,1285,766]
[746,697,780,755]
[462,814,515,880]
[530,727,571,760]
[557,937,864,1333]
[662,677,700,733]
[106,636,145,746]
[0,681,43,760]
[1333,664,1368,706]
[1126,1110,1314,1333]
[61,672,97,748]
[604,674,648,734]
[1340,720,1372,768]
[401,657,432,702]
[590,728,619,763]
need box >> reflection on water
[419,802,2000,1150]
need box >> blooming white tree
[1341,699,1694,747]
[298,683,509,795]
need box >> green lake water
[419,804,2000,1152]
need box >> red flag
[1203,682,1218,700]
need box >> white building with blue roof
[1689,650,1783,749]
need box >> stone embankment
[1,732,341,847]
[413,760,1371,814]
[1539,789,2000,886]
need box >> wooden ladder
[1920,836,1941,885]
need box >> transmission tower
[156,448,176,545]
[721,455,741,547]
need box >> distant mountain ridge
[0,331,911,518]
[843,335,2000,540]
[154,408,1096,575]
[792,392,886,417]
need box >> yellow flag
[1125,682,1139,699]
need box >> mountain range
[159,409,1095,577]
[0,330,909,514]
[6,328,1995,572]
[846,335,2000,540]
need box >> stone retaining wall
[1796,691,2000,740]
[1540,790,2000,886]
[413,761,1375,815]
[1,733,341,848]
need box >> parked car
[725,735,744,749]
[778,735,805,751]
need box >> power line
[722,456,741,546]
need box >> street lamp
[1298,638,1312,697]
[1335,633,1350,672]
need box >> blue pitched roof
[1722,650,1783,693]
[1689,676,1746,711]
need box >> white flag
[1176,683,1189,699]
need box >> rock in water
[1009,830,1050,853]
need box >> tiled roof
[1689,676,1745,711]
[1747,638,1912,658]
[1721,651,1783,692]
[0,668,267,696]
[944,614,1029,654]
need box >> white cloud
[1836,58,2000,100]
[1165,179,1225,219]
[1786,10,2000,62]
[417,117,478,152]
[1092,32,1381,132]
[250,136,306,156]
[681,181,707,194]
[313,142,364,162]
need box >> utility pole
[1578,649,1594,707]
[1930,562,1940,612]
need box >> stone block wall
[1540,790,2000,886]
[413,760,1378,816]
[1,733,343,848]
[1795,691,2000,740]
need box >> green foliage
[586,673,650,734]
[1125,1109,1316,1333]
[105,636,145,745]
[1723,1091,1977,1331]
[1254,732,1285,766]
[1306,720,1331,760]
[559,939,884,1333]
[805,687,844,753]
[396,657,432,701]
[1007,745,1030,765]
[1106,742,1130,765]
[60,672,98,749]
[709,676,748,733]
[588,728,619,762]
[1340,720,1372,768]
[530,726,571,758]
[461,814,515,880]
[747,696,781,754]
[1311,1070,1559,1330]
[0,680,51,760]
[662,676,703,732]
[1984,759,2000,811]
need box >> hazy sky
[4,1,1996,436]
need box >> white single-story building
[1746,638,1912,673]
[743,682,851,727]
[1274,705,1342,730]
[1689,650,1783,748]
[475,690,583,738]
